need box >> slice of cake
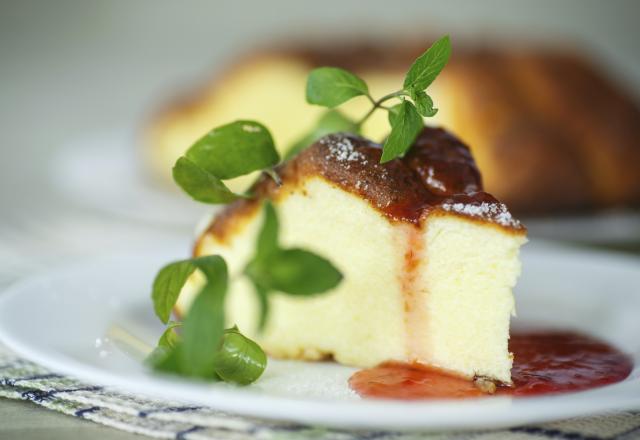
[176,127,527,383]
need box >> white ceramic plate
[1,243,639,431]
[50,132,640,243]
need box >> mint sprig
[244,201,343,329]
[173,156,241,204]
[381,100,424,163]
[306,67,369,108]
[185,120,279,179]
[410,90,438,118]
[152,259,199,324]
[173,120,279,204]
[179,256,227,378]
[157,321,182,349]
[149,204,342,384]
[149,256,268,383]
[213,327,267,385]
[305,34,451,162]
[152,255,225,324]
[403,35,451,93]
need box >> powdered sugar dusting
[441,201,522,228]
[320,136,367,164]
[425,168,446,192]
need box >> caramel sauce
[349,330,633,400]
[204,128,525,245]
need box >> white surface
[0,242,639,431]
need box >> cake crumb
[474,377,497,394]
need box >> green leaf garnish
[172,156,240,204]
[255,201,279,260]
[179,256,227,379]
[152,259,198,324]
[244,202,343,328]
[213,327,267,385]
[149,203,340,383]
[380,100,424,163]
[157,321,182,349]
[253,283,270,332]
[148,323,268,385]
[306,67,369,108]
[403,35,451,93]
[410,90,438,117]
[263,248,343,296]
[301,34,450,163]
[185,120,279,180]
[387,103,401,127]
[147,345,181,373]
[285,110,358,160]
[151,255,229,324]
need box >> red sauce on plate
[349,330,633,400]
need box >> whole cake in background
[143,39,640,215]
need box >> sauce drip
[349,330,633,400]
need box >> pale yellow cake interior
[176,176,526,383]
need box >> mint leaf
[150,324,267,386]
[387,103,402,127]
[151,255,229,324]
[380,100,423,163]
[152,259,198,324]
[213,327,267,385]
[306,67,369,108]
[244,201,279,329]
[410,90,438,117]
[244,202,343,328]
[266,249,343,296]
[253,283,270,332]
[173,156,240,204]
[158,321,182,349]
[403,35,451,93]
[285,110,359,160]
[185,120,279,180]
[179,255,228,379]
[147,345,182,374]
[255,201,279,260]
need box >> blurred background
[1,0,639,287]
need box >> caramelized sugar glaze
[203,127,524,245]
[350,330,633,400]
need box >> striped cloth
[1,347,640,439]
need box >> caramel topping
[286,127,524,229]
[203,127,524,245]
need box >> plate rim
[0,246,639,431]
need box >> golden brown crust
[202,128,525,245]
